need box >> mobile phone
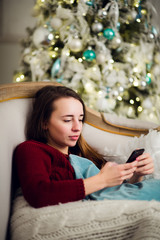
[126,148,145,163]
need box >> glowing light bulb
[117,96,122,101]
[110,59,114,64]
[136,19,141,23]
[48,33,54,41]
[78,58,83,62]
[133,67,138,73]
[137,106,143,112]
[133,80,139,87]
[85,82,94,93]
[130,99,134,105]
[16,77,21,82]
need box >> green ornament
[146,74,151,84]
[146,63,152,71]
[83,49,96,61]
[103,28,115,40]
[86,1,93,6]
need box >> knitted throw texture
[11,196,160,240]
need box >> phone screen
[126,149,145,163]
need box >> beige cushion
[102,112,158,130]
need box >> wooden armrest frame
[0,82,158,137]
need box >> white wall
[0,0,36,84]
[0,0,160,85]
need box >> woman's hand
[83,161,137,196]
[98,161,138,188]
[129,153,154,183]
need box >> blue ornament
[146,74,151,84]
[51,58,61,78]
[152,26,158,37]
[146,63,152,71]
[83,49,96,61]
[103,28,115,40]
[117,22,120,30]
[86,0,94,6]
[56,75,63,83]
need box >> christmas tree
[13,0,160,123]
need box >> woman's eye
[79,119,83,122]
[64,120,71,122]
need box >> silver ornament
[68,38,83,52]
[33,27,50,48]
[110,36,122,49]
[96,53,106,64]
[50,17,62,30]
[92,22,103,33]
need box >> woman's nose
[72,120,81,131]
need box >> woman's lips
[69,135,79,141]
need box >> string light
[130,99,134,104]
[117,96,122,101]
[137,106,143,112]
[78,58,83,62]
[133,80,139,87]
[48,33,54,41]
[136,18,141,23]
[110,59,114,64]
[15,74,25,82]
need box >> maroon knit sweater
[14,140,85,208]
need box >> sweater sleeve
[14,141,85,208]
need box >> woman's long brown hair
[27,85,105,169]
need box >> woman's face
[45,97,84,154]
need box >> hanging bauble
[50,17,62,30]
[103,28,115,40]
[127,10,137,22]
[146,63,152,71]
[33,27,50,48]
[110,36,122,49]
[56,75,63,83]
[96,53,106,64]
[117,22,120,30]
[91,22,103,33]
[146,74,151,84]
[148,33,154,40]
[83,49,96,61]
[51,58,61,78]
[68,38,83,53]
[98,9,107,18]
[152,26,158,37]
[86,0,94,6]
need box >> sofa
[1,82,160,240]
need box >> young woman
[14,85,159,208]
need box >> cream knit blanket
[11,196,160,240]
